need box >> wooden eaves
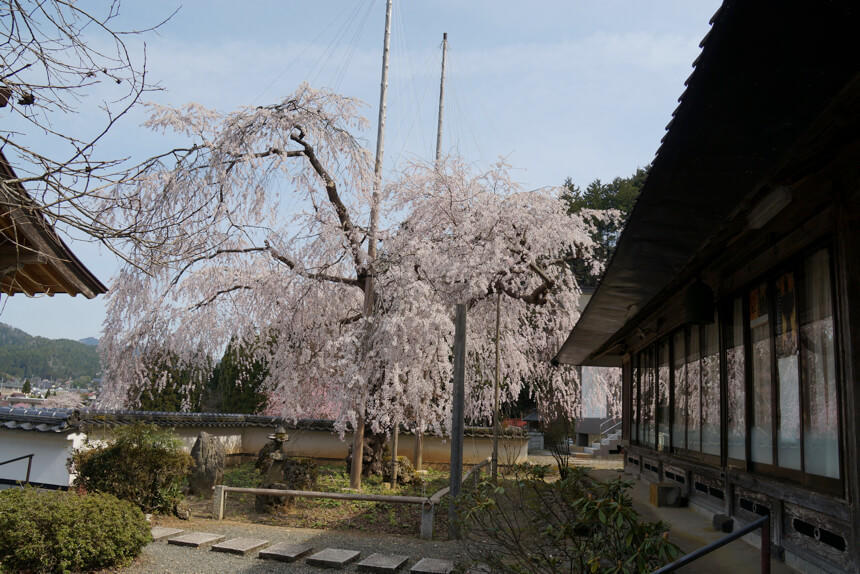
[0,150,107,298]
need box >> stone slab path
[306,548,361,568]
[357,553,410,573]
[167,532,226,548]
[258,541,314,562]
[150,527,184,541]
[410,558,454,573]
[211,537,270,555]
[131,517,467,573]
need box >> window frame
[626,241,843,496]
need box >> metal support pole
[761,518,771,574]
[449,303,466,539]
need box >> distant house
[556,2,858,573]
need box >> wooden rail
[212,457,491,540]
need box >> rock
[282,457,318,491]
[382,455,420,485]
[255,481,291,513]
[173,501,191,520]
[188,431,225,497]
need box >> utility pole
[449,303,466,539]
[414,32,449,474]
[435,32,448,161]
[492,291,501,479]
[352,0,392,491]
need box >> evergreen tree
[562,166,649,286]
[203,338,269,414]
[22,379,31,394]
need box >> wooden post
[435,32,448,162]
[449,303,466,539]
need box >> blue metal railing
[653,515,770,573]
[0,453,34,484]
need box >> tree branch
[289,128,366,277]
[267,242,361,287]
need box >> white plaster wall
[0,430,79,487]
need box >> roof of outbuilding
[554,0,860,367]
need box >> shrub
[458,465,680,573]
[69,423,193,513]
[0,488,150,573]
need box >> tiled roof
[0,406,524,437]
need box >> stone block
[306,548,361,568]
[150,527,184,541]
[188,432,225,497]
[713,513,734,533]
[212,537,269,555]
[258,542,313,562]
[167,532,225,548]
[410,558,455,574]
[357,552,409,573]
[649,482,682,507]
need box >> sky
[0,0,722,340]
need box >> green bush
[0,488,150,573]
[69,423,193,513]
[458,465,680,573]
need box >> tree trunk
[390,425,399,485]
[413,428,423,470]
[349,414,365,489]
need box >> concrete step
[357,553,410,573]
[258,542,313,562]
[211,537,269,556]
[167,532,225,548]
[306,548,362,569]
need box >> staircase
[582,417,622,457]
[583,428,622,456]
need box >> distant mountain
[0,323,100,381]
[78,337,99,346]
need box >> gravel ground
[121,516,468,574]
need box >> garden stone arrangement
[151,527,455,573]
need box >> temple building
[555,2,859,572]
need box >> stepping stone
[258,542,314,562]
[150,527,184,541]
[411,558,455,574]
[357,553,409,573]
[167,532,225,548]
[306,547,361,569]
[212,537,269,556]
